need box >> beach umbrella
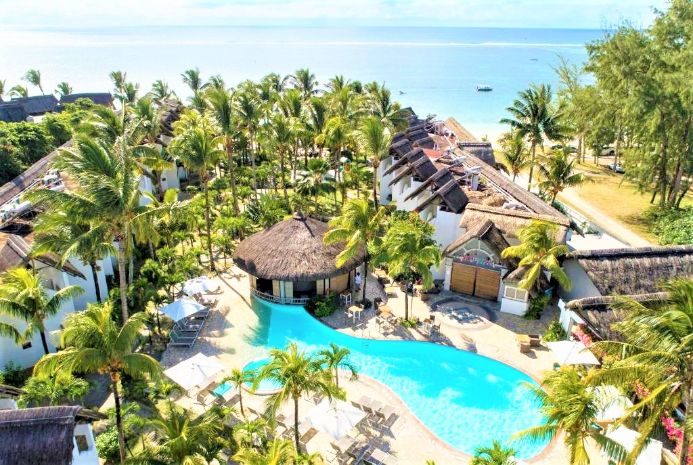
[163,353,225,392]
[304,398,366,440]
[605,426,662,465]
[591,385,633,424]
[546,340,600,366]
[182,277,219,296]
[159,298,206,322]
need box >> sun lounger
[364,448,396,465]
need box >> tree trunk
[116,240,129,321]
[527,143,536,191]
[227,144,240,215]
[658,135,669,208]
[362,257,368,303]
[404,283,409,320]
[280,151,288,201]
[112,378,126,464]
[39,330,50,354]
[249,131,258,200]
[668,159,683,206]
[202,177,215,272]
[238,387,245,417]
[90,260,102,302]
[372,167,379,210]
[293,396,300,451]
[334,367,339,389]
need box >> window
[75,434,90,453]
[504,286,528,302]
[21,341,32,350]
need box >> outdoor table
[366,448,392,465]
[358,395,383,414]
[333,435,357,454]
[377,305,393,316]
[349,305,364,322]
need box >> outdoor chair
[364,448,397,465]
[376,412,399,436]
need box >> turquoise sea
[0,26,603,139]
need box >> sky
[0,0,667,29]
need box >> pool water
[243,357,283,393]
[248,298,547,459]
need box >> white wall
[72,423,99,465]
[161,166,180,191]
[378,161,393,205]
[138,176,154,206]
[67,259,109,309]
[558,298,586,334]
[430,210,462,251]
[559,259,602,302]
[500,297,528,316]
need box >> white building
[0,233,113,368]
[0,387,103,465]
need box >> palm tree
[170,115,223,272]
[206,87,240,214]
[500,220,570,292]
[538,149,586,203]
[221,367,254,417]
[17,373,89,407]
[0,320,20,345]
[324,198,386,302]
[233,439,296,465]
[28,135,165,322]
[110,70,127,94]
[379,216,442,320]
[499,131,530,182]
[116,82,139,109]
[259,342,340,451]
[356,116,392,208]
[23,69,44,94]
[318,343,357,389]
[500,84,564,190]
[291,68,318,100]
[471,441,517,465]
[235,89,261,198]
[149,79,174,102]
[136,400,225,465]
[206,74,225,91]
[0,267,83,354]
[32,210,114,302]
[9,85,28,98]
[34,302,160,464]
[514,368,624,465]
[365,83,406,130]
[55,82,72,97]
[267,113,293,201]
[182,68,206,94]
[297,158,333,212]
[589,279,693,465]
[0,79,6,102]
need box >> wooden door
[474,268,501,300]
[450,263,476,295]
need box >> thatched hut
[233,214,365,304]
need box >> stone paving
[160,268,573,464]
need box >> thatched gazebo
[233,214,365,304]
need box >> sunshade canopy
[159,298,206,322]
[547,340,600,366]
[183,277,219,296]
[163,353,224,391]
[304,398,366,440]
[591,385,633,423]
[606,426,662,465]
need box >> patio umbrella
[546,340,600,366]
[183,277,219,296]
[159,298,206,322]
[304,398,366,440]
[591,385,633,423]
[163,353,225,392]
[605,426,663,465]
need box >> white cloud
[0,0,665,28]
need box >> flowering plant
[572,324,593,346]
[662,415,692,464]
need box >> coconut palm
[28,135,165,322]
[356,116,392,208]
[233,417,271,449]
[589,278,693,465]
[17,373,89,407]
[169,115,224,272]
[34,302,160,463]
[259,342,340,451]
[306,97,328,156]
[267,113,293,201]
[324,198,386,302]
[206,86,240,214]
[233,438,296,465]
[23,69,44,94]
[500,84,564,190]
[471,441,517,465]
[500,220,570,292]
[0,320,20,344]
[235,88,262,198]
[32,209,114,302]
[0,268,83,354]
[206,74,225,91]
[0,79,6,102]
[221,367,254,417]
[55,82,72,98]
[365,83,406,130]
[514,368,625,465]
[110,70,127,94]
[318,343,357,389]
[149,79,174,102]
[538,149,586,203]
[9,85,28,98]
[116,81,139,108]
[378,215,442,320]
[291,68,318,100]
[182,68,206,94]
[499,131,530,182]
[296,158,333,211]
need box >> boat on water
[476,85,493,92]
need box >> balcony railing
[252,289,311,306]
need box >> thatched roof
[444,117,479,142]
[58,93,113,107]
[233,215,365,281]
[384,148,429,178]
[8,95,58,115]
[0,102,28,122]
[458,141,496,166]
[570,245,693,296]
[0,405,103,465]
[389,139,413,159]
[412,136,436,149]
[459,204,569,243]
[0,383,24,398]
[0,233,84,278]
[445,218,510,256]
[415,178,469,214]
[566,293,669,340]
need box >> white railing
[252,289,311,305]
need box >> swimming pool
[212,357,283,397]
[247,298,547,459]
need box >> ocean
[0,26,604,140]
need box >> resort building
[0,385,104,465]
[56,92,114,110]
[233,213,365,304]
[557,245,693,339]
[0,95,58,122]
[378,113,569,315]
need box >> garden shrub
[643,206,693,245]
[1,362,29,387]
[95,426,120,463]
[542,319,567,342]
[305,294,337,317]
[525,294,549,320]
